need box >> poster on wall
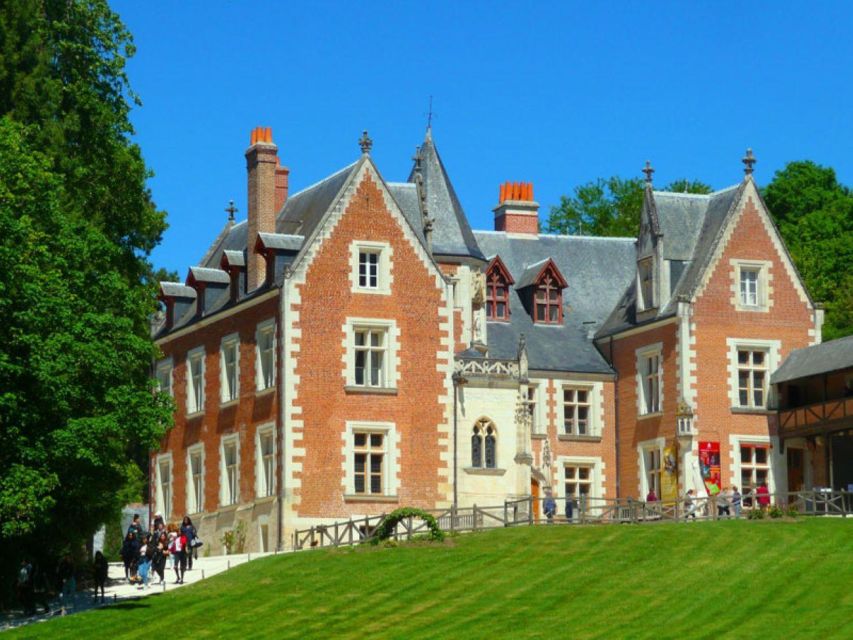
[661,443,678,502]
[699,441,721,495]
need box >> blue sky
[113,1,853,276]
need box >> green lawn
[11,519,853,639]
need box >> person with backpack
[171,529,188,584]
[93,551,108,602]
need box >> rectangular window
[353,432,384,495]
[256,322,275,391]
[563,388,590,435]
[526,386,539,435]
[564,465,592,500]
[220,336,239,403]
[486,274,510,321]
[354,328,386,387]
[222,438,239,506]
[740,268,760,307]
[187,349,205,414]
[645,448,662,495]
[358,250,380,289]
[155,359,172,396]
[740,444,769,500]
[737,349,768,408]
[188,448,204,514]
[257,428,275,498]
[641,353,661,414]
[158,458,172,520]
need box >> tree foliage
[0,0,171,592]
[763,161,853,339]
[546,177,713,237]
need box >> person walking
[732,486,743,518]
[171,530,188,584]
[565,494,574,523]
[153,532,170,585]
[17,558,35,616]
[543,490,557,524]
[180,516,197,571]
[137,535,152,591]
[93,551,108,603]
[127,514,144,539]
[121,531,139,582]
[717,487,731,518]
[684,489,697,520]
[757,481,771,511]
[646,489,658,503]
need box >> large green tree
[763,161,853,340]
[0,0,171,592]
[546,177,713,236]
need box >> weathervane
[742,148,756,176]
[642,160,655,185]
[225,199,238,222]
[358,130,373,155]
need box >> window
[157,456,172,519]
[645,448,662,496]
[740,444,769,501]
[737,349,768,408]
[526,385,542,435]
[155,359,172,396]
[358,250,379,289]
[187,446,204,514]
[563,388,590,435]
[638,258,655,310]
[355,328,386,387]
[354,432,384,495]
[535,274,562,324]
[732,260,771,311]
[740,268,759,307]
[471,418,497,469]
[637,346,662,415]
[220,335,240,403]
[350,241,391,294]
[256,320,276,391]
[485,261,512,321]
[256,426,275,498]
[564,465,593,500]
[221,437,239,506]
[187,348,205,414]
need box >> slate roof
[597,184,743,338]
[256,232,304,252]
[474,231,636,374]
[406,130,486,263]
[221,249,245,267]
[515,258,553,290]
[188,266,231,285]
[159,282,196,299]
[771,335,853,384]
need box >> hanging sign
[699,441,721,495]
[661,443,678,502]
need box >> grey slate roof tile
[188,266,231,285]
[256,232,304,252]
[771,335,853,384]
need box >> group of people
[16,551,109,615]
[120,513,200,591]
[542,490,574,523]
[650,483,770,520]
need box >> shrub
[768,505,784,519]
[371,507,445,545]
[221,520,248,555]
[748,508,765,520]
[786,505,800,518]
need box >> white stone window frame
[556,455,604,500]
[635,343,663,417]
[726,338,781,410]
[155,452,173,521]
[185,443,205,515]
[731,259,772,312]
[255,423,276,499]
[728,434,780,496]
[219,434,241,507]
[343,318,399,390]
[342,421,399,498]
[220,333,240,405]
[637,436,666,497]
[186,346,205,416]
[560,384,603,437]
[527,380,548,436]
[255,318,276,392]
[349,240,393,295]
[155,357,173,397]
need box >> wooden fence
[291,490,851,551]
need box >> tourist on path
[137,535,153,591]
[717,487,731,517]
[565,495,574,523]
[153,532,170,585]
[646,489,658,503]
[127,514,144,540]
[543,490,557,524]
[757,482,771,511]
[93,551,108,602]
[731,486,742,518]
[121,531,139,582]
[684,490,697,520]
[17,559,34,616]
[170,530,188,583]
[181,516,197,571]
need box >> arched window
[485,257,514,322]
[472,418,497,469]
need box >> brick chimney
[493,182,539,235]
[246,126,285,291]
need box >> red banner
[699,441,721,495]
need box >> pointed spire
[642,160,655,187]
[358,130,373,155]
[742,148,756,176]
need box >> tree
[0,0,171,595]
[763,161,853,340]
[546,176,713,236]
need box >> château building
[152,127,826,552]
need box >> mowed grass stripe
[9,519,853,640]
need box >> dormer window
[485,256,514,322]
[535,274,562,324]
[515,258,567,325]
[638,257,655,311]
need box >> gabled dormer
[485,255,514,322]
[516,258,568,324]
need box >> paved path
[1,551,280,632]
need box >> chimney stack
[246,126,285,291]
[494,181,539,234]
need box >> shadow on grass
[97,601,151,612]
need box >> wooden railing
[779,396,853,435]
[291,490,851,551]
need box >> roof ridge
[474,229,636,242]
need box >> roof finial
[742,148,756,176]
[642,160,655,186]
[225,199,238,223]
[358,130,373,155]
[426,95,434,139]
[412,145,422,172]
